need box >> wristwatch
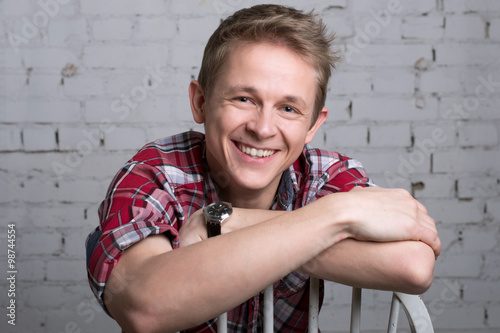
[204,202,233,238]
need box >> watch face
[206,202,232,221]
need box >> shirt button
[278,282,287,291]
[251,300,255,307]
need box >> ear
[189,80,206,124]
[305,107,328,144]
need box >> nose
[246,106,278,140]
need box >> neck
[214,179,279,210]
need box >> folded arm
[299,238,436,294]
[300,186,439,294]
[104,187,440,332]
[180,187,438,294]
[104,197,349,333]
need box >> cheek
[206,104,234,125]
[281,122,309,140]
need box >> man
[86,5,441,332]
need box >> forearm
[230,198,437,294]
[227,206,437,294]
[222,208,287,233]
[106,198,349,333]
[300,238,436,294]
[106,188,440,332]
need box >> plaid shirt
[86,131,373,332]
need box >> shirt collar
[200,139,223,205]
[273,168,295,211]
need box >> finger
[417,209,437,232]
[415,223,441,258]
[415,199,428,215]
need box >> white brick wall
[444,15,486,40]
[83,44,170,68]
[1,1,499,332]
[458,121,498,147]
[134,17,177,40]
[23,126,58,151]
[48,18,88,46]
[91,18,133,41]
[372,68,414,94]
[369,122,412,147]
[401,15,445,39]
[80,0,166,15]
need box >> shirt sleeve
[303,146,376,203]
[324,155,376,194]
[85,160,182,313]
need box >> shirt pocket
[274,271,309,298]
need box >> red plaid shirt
[86,131,373,332]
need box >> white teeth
[238,144,275,158]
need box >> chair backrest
[387,291,435,333]
[317,280,435,333]
[216,277,435,333]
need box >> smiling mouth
[237,143,276,158]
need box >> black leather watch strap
[207,222,222,238]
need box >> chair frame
[217,277,435,333]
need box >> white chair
[348,286,435,333]
[217,277,435,333]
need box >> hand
[343,187,441,258]
[178,208,207,248]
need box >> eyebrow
[226,85,308,107]
[226,85,258,95]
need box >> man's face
[191,42,327,206]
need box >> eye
[237,97,250,103]
[282,106,297,113]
